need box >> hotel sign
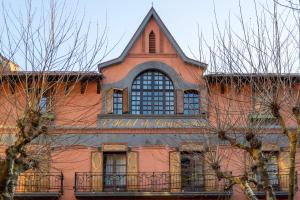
[97,115,207,129]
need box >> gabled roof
[98,7,207,70]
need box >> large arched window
[131,70,174,114]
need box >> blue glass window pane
[184,91,200,115]
[131,70,175,115]
[113,91,123,114]
[40,97,47,112]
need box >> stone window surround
[101,61,206,114]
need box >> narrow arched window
[131,70,174,115]
[149,31,156,53]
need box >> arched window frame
[131,70,174,115]
[184,90,200,115]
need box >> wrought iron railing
[74,172,231,193]
[16,172,64,194]
[248,173,297,192]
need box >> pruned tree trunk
[0,109,47,200]
[0,0,107,198]
[288,133,297,200]
[243,182,258,200]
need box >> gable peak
[98,7,207,70]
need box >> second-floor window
[184,91,200,115]
[39,96,47,112]
[131,70,174,115]
[113,91,123,114]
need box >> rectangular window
[113,91,123,114]
[252,85,277,114]
[181,152,204,191]
[103,153,126,191]
[40,96,47,112]
[184,91,200,115]
[251,86,278,125]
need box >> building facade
[0,8,299,200]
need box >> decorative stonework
[102,143,128,152]
[97,114,207,129]
[180,143,205,152]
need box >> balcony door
[103,153,127,191]
[181,152,204,191]
[256,152,279,190]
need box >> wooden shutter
[46,89,55,112]
[47,86,56,112]
[170,151,181,192]
[200,88,208,116]
[21,145,50,192]
[244,152,257,189]
[204,151,216,191]
[127,151,138,191]
[122,88,129,114]
[278,151,289,190]
[91,152,103,191]
[176,89,184,114]
[245,152,254,173]
[105,88,114,114]
[39,151,50,192]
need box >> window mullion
[162,75,166,114]
[140,75,144,114]
[151,72,155,114]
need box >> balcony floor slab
[75,191,232,199]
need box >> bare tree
[200,1,299,200]
[0,1,108,199]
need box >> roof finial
[151,1,154,8]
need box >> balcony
[15,172,63,200]
[74,172,232,199]
[249,173,298,199]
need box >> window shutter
[245,152,258,189]
[278,151,289,190]
[122,88,129,114]
[127,151,138,191]
[21,145,50,192]
[39,153,50,192]
[244,152,255,173]
[170,151,181,192]
[105,88,114,114]
[204,151,216,191]
[176,89,184,114]
[200,88,208,116]
[91,152,103,191]
[46,92,55,112]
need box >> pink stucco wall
[51,147,96,200]
[134,146,173,172]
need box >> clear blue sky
[74,0,269,61]
[1,0,282,65]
